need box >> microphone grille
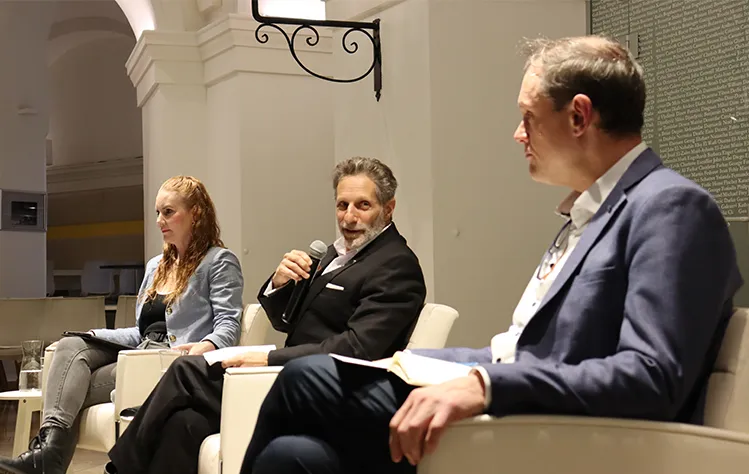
[308,240,328,259]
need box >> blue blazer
[417,149,743,424]
[95,247,244,349]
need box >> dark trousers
[108,355,225,474]
[241,354,417,474]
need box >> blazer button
[169,334,176,343]
[166,306,172,315]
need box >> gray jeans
[42,336,120,430]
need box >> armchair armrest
[419,415,749,474]
[114,349,173,420]
[43,347,170,418]
[220,366,283,474]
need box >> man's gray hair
[332,157,398,204]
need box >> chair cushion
[199,434,221,474]
[406,303,459,350]
[239,304,270,346]
[77,403,116,452]
[706,307,749,432]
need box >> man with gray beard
[103,157,427,474]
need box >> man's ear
[385,199,396,220]
[570,94,594,136]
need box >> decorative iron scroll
[251,0,382,101]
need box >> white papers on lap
[328,353,394,369]
[203,345,277,365]
[330,351,473,387]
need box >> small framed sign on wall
[0,190,47,232]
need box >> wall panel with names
[592,0,749,218]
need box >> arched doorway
[45,2,144,301]
[112,0,155,38]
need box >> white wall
[0,1,55,297]
[332,0,437,295]
[236,74,335,300]
[430,0,587,346]
[49,36,142,166]
[331,0,587,348]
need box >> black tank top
[139,294,167,337]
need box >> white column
[328,0,588,347]
[127,32,209,259]
[198,15,335,311]
[0,3,56,297]
[128,16,335,314]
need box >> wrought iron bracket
[251,0,382,101]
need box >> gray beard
[342,211,388,251]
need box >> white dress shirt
[264,224,392,296]
[474,142,648,406]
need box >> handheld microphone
[281,240,328,325]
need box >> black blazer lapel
[295,253,361,320]
[298,246,359,315]
[316,248,337,278]
[310,262,346,295]
[298,248,338,310]
[294,224,401,319]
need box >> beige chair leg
[12,397,41,457]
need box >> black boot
[0,426,77,474]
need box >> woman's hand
[173,341,216,356]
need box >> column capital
[197,14,332,87]
[126,15,333,105]
[126,31,204,107]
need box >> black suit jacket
[258,224,427,366]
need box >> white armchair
[418,307,749,474]
[40,303,270,453]
[405,302,460,350]
[203,303,460,474]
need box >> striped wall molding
[47,220,144,240]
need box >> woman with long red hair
[0,176,244,474]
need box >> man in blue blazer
[237,35,743,474]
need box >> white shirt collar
[332,223,392,257]
[557,142,648,229]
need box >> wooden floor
[0,401,108,473]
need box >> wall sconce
[251,0,382,101]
